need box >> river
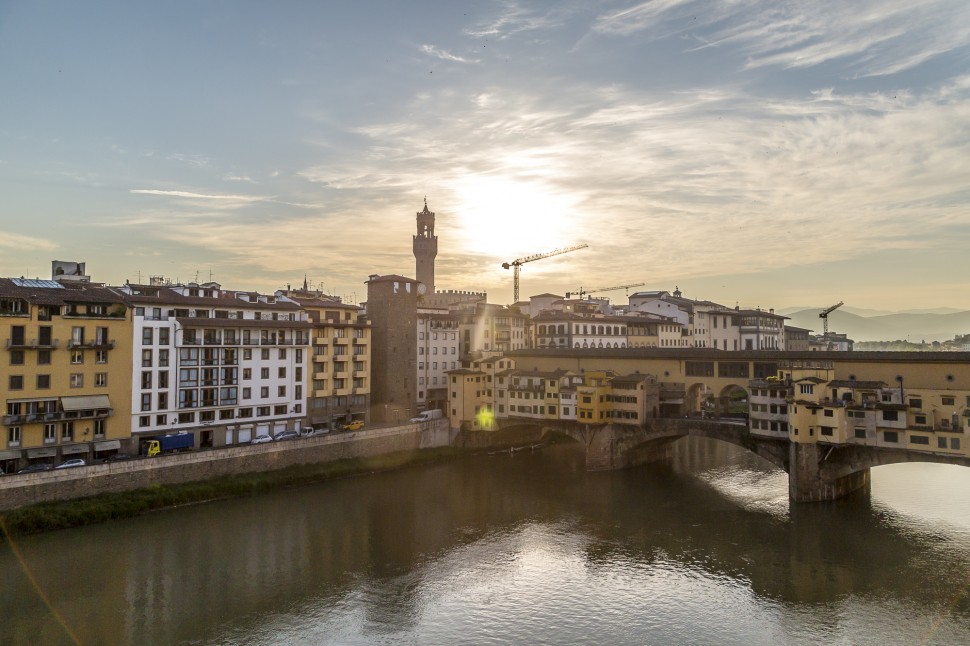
[2,437,969,645]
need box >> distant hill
[782,309,970,342]
[777,305,966,317]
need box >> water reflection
[1,438,969,645]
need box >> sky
[1,0,969,310]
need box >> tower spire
[413,199,438,296]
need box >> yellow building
[282,292,371,429]
[1,278,132,471]
[447,368,491,430]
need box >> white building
[117,281,311,449]
[417,308,460,412]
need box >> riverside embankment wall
[0,421,450,512]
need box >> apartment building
[750,360,968,458]
[416,309,459,412]
[1,277,132,471]
[736,308,787,350]
[115,281,310,449]
[279,291,371,430]
[531,311,630,349]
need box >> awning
[60,395,111,411]
[62,444,90,455]
[26,447,56,458]
[95,440,121,452]
[0,450,21,460]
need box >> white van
[410,409,443,423]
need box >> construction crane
[566,282,646,300]
[819,301,844,336]
[502,243,588,302]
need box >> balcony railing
[2,414,24,425]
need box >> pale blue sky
[1,1,969,309]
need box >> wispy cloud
[594,0,970,77]
[419,44,477,64]
[130,189,266,201]
[0,233,57,251]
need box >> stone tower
[412,198,437,295]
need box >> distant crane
[502,244,588,302]
[565,282,646,300]
[819,301,844,336]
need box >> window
[279,349,286,360]
[260,387,269,398]
[142,349,152,367]
[243,387,251,399]
[9,375,24,390]
[94,419,105,438]
[296,349,303,363]
[261,367,269,379]
[159,328,170,345]
[61,422,74,441]
[44,424,56,444]
[141,371,152,389]
[38,350,51,365]
[274,404,287,415]
[799,384,815,395]
[8,427,21,447]
[71,350,84,364]
[142,328,153,344]
[938,437,948,449]
[278,367,286,379]
[96,349,108,364]
[141,393,152,411]
[9,350,24,365]
[854,428,866,439]
[909,398,922,409]
[70,373,83,388]
[942,396,955,406]
[158,372,168,388]
[278,385,286,397]
[883,431,898,443]
[953,438,961,450]
[243,368,252,380]
[257,406,270,416]
[36,374,51,389]
[910,435,929,445]
[882,410,899,422]
[823,409,833,417]
[261,349,270,360]
[139,416,151,427]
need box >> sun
[447,175,583,259]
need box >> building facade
[1,277,132,472]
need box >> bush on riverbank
[0,447,462,539]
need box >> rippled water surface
[2,438,970,645]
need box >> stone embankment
[0,421,450,512]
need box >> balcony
[223,337,240,346]
[6,338,61,350]
[2,414,25,425]
[86,339,115,350]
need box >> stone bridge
[528,418,970,502]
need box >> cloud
[0,233,57,251]
[593,0,970,77]
[223,173,255,183]
[419,44,477,64]
[293,74,970,300]
[130,189,266,201]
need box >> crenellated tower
[413,198,438,295]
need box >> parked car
[104,453,132,462]
[17,463,53,474]
[251,434,273,444]
[274,430,300,442]
[344,420,364,431]
[55,458,87,470]
[302,427,329,437]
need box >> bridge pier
[788,443,871,503]
[584,425,676,471]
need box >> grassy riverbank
[0,447,463,539]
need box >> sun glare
[447,176,583,259]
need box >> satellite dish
[417,283,427,294]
